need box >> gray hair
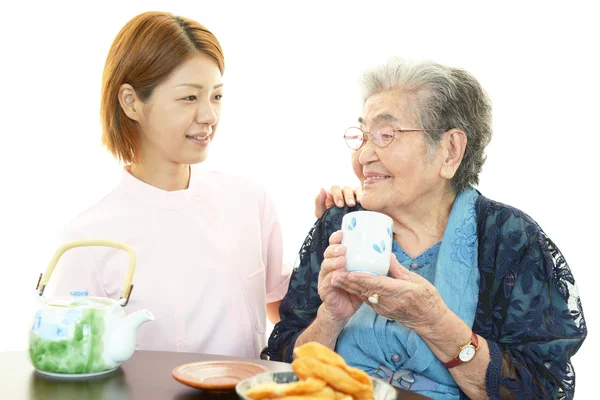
[360,58,493,193]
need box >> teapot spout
[110,309,155,364]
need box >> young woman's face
[134,52,223,166]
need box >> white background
[0,0,597,397]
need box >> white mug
[341,211,393,276]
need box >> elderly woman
[263,59,587,399]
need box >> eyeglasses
[343,123,445,150]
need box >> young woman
[46,11,290,358]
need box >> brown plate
[172,361,270,391]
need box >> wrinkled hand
[331,254,449,332]
[318,231,363,323]
[314,185,363,219]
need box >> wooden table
[0,350,430,399]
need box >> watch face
[459,345,476,362]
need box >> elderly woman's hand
[331,252,449,332]
[318,231,364,322]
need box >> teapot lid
[45,290,115,309]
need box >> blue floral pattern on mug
[387,227,393,239]
[372,240,386,253]
[346,217,357,231]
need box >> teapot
[30,239,154,377]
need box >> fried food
[334,391,353,400]
[293,342,371,387]
[244,378,326,399]
[293,341,346,368]
[292,357,373,400]
[243,342,374,400]
[278,386,337,399]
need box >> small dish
[236,371,397,400]
[172,360,269,391]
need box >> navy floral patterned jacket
[262,194,587,399]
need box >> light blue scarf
[336,189,480,399]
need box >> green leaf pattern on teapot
[29,308,110,374]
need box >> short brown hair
[100,11,225,163]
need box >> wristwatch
[442,332,479,368]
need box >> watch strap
[442,332,479,369]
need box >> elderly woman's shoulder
[475,194,546,246]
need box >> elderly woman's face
[352,90,447,212]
